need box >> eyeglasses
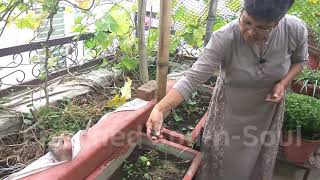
[239,15,273,35]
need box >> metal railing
[0,33,110,97]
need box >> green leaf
[74,16,83,24]
[174,6,188,22]
[95,31,110,48]
[72,24,86,33]
[139,156,149,163]
[98,59,110,68]
[84,39,96,49]
[47,57,59,69]
[173,112,183,122]
[41,0,59,13]
[101,15,119,33]
[120,56,138,71]
[212,16,229,31]
[17,3,27,11]
[187,99,197,106]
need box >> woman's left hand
[266,82,286,103]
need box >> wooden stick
[138,0,149,83]
[156,0,171,102]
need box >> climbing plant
[0,0,96,106]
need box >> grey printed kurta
[173,15,308,180]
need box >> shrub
[284,93,320,140]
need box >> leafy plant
[78,3,138,59]
[121,149,159,180]
[212,15,236,31]
[37,102,89,136]
[173,111,183,122]
[295,68,320,96]
[171,2,208,51]
[289,0,320,44]
[115,56,139,72]
[284,93,320,140]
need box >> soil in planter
[0,90,123,178]
[0,134,44,178]
[163,90,211,135]
[110,146,191,180]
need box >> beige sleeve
[289,17,309,68]
[172,29,229,100]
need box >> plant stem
[138,0,149,83]
[43,1,60,107]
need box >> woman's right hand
[146,105,164,140]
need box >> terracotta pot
[290,80,320,98]
[307,45,320,70]
[282,133,320,164]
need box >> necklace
[252,28,277,65]
[258,41,267,64]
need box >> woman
[146,0,308,179]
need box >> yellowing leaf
[15,11,41,30]
[308,0,319,4]
[106,94,126,108]
[75,0,91,9]
[65,6,73,13]
[226,0,242,12]
[120,77,132,100]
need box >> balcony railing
[0,33,112,97]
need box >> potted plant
[282,93,320,163]
[290,68,320,98]
[307,45,320,70]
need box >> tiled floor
[273,161,320,180]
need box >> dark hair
[244,0,295,22]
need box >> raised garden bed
[110,145,190,179]
[0,90,123,179]
[164,91,210,135]
[103,134,201,180]
[162,89,211,147]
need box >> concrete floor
[273,161,320,180]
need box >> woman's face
[239,11,278,43]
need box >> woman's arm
[146,28,230,139]
[279,63,304,88]
[266,63,304,103]
[266,18,308,103]
[146,89,184,139]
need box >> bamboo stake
[204,0,218,46]
[156,0,171,102]
[138,0,149,83]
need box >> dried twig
[19,109,40,133]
